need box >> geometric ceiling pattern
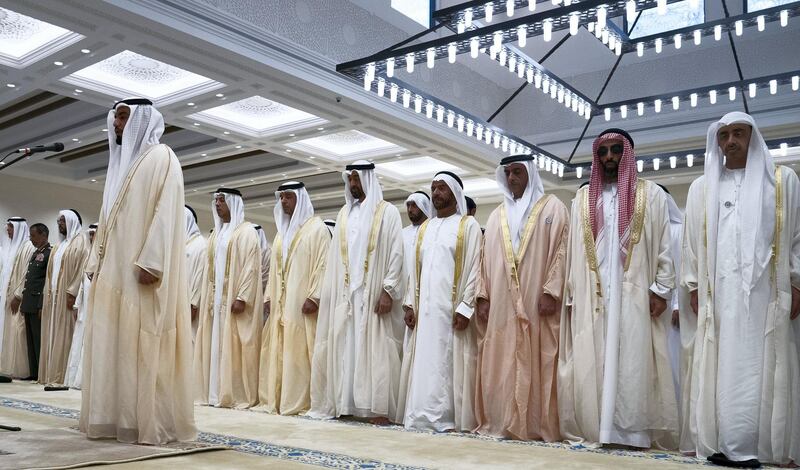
[62,50,224,105]
[287,129,406,162]
[189,95,326,137]
[0,6,83,68]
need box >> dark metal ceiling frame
[596,69,800,113]
[337,0,798,173]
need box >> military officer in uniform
[20,223,51,380]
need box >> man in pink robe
[474,154,568,441]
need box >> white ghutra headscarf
[185,206,201,240]
[50,209,82,294]
[704,111,775,293]
[431,171,467,217]
[102,98,165,218]
[274,181,314,264]
[0,217,30,353]
[405,191,432,219]
[496,154,544,252]
[342,160,384,292]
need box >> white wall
[0,174,103,241]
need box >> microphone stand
[0,149,32,172]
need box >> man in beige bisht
[38,209,89,387]
[194,188,262,409]
[474,154,568,442]
[558,128,677,449]
[259,181,329,415]
[254,225,271,324]
[397,171,482,431]
[310,161,405,424]
[681,112,799,467]
[65,223,97,390]
[80,98,195,444]
[184,205,206,339]
[0,218,35,378]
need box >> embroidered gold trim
[581,188,600,290]
[413,220,430,315]
[338,201,388,289]
[623,180,647,272]
[499,195,551,291]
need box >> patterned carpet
[0,381,714,469]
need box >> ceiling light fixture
[598,70,799,120]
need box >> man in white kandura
[311,161,406,424]
[558,128,677,450]
[184,206,207,340]
[80,98,195,444]
[38,209,89,387]
[259,181,330,415]
[400,191,431,353]
[401,191,431,284]
[397,171,482,431]
[194,188,262,409]
[0,217,35,378]
[681,112,799,468]
[65,223,96,389]
[657,185,683,410]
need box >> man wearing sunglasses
[559,128,678,450]
[680,112,800,468]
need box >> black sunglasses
[597,144,624,157]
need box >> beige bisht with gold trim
[258,182,330,415]
[310,162,406,421]
[38,211,90,386]
[0,218,34,378]
[80,99,196,445]
[194,189,262,409]
[474,188,569,442]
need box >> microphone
[16,142,65,154]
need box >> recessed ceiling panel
[0,7,84,68]
[376,156,463,181]
[61,50,223,104]
[463,177,500,196]
[189,96,326,137]
[287,130,406,162]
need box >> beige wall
[0,174,103,241]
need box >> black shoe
[44,386,69,391]
[708,453,761,468]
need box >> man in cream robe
[474,155,569,442]
[259,182,330,415]
[80,98,196,444]
[254,225,271,324]
[0,218,35,378]
[559,128,677,449]
[38,210,89,386]
[310,161,405,423]
[65,224,96,389]
[681,112,799,467]
[194,188,262,409]
[397,171,482,431]
[185,206,206,339]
